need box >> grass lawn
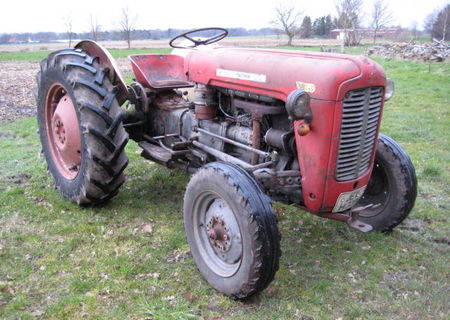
[0,48,172,62]
[0,51,449,319]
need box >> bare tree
[119,7,137,49]
[370,0,394,44]
[63,15,74,48]
[89,14,101,42]
[335,0,364,46]
[271,4,302,46]
[410,21,418,41]
[425,4,450,41]
[435,4,450,41]
[424,11,437,35]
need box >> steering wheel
[169,27,228,49]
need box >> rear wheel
[183,162,281,300]
[37,49,129,205]
[357,134,417,231]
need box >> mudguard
[75,40,128,104]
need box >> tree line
[272,0,449,46]
[0,20,335,46]
[0,27,277,45]
[425,4,450,41]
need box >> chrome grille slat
[335,87,383,181]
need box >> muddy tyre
[357,134,417,231]
[36,48,129,205]
[183,162,281,300]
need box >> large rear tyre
[183,162,281,300]
[357,134,417,231]
[36,48,129,205]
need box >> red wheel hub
[45,84,81,180]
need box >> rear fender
[75,40,128,104]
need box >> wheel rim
[358,160,390,218]
[193,191,243,278]
[45,83,81,180]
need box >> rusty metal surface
[206,216,231,252]
[233,98,284,120]
[195,105,216,120]
[194,85,216,119]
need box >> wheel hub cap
[206,216,231,252]
[45,85,82,180]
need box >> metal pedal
[139,141,172,164]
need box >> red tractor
[36,28,417,299]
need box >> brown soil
[0,59,133,123]
[0,61,39,122]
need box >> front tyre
[183,162,281,300]
[357,134,417,231]
[37,49,129,205]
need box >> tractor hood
[185,47,386,101]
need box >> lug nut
[208,230,217,240]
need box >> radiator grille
[335,87,383,181]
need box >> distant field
[0,45,370,63]
[0,48,173,62]
[0,37,350,53]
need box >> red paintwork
[130,47,387,213]
[129,54,193,90]
[45,83,81,180]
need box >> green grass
[0,48,172,62]
[0,55,449,319]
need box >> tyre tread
[186,162,281,300]
[37,48,129,205]
[359,134,417,231]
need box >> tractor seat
[129,54,194,91]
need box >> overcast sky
[1,0,448,34]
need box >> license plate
[332,186,367,213]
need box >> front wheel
[183,162,281,300]
[357,134,417,231]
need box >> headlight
[286,90,312,122]
[385,78,395,101]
